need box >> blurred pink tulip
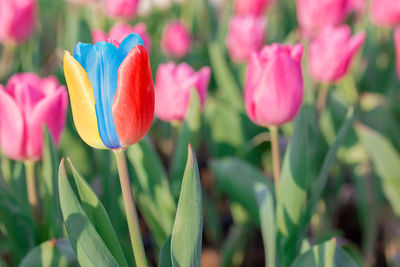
[155,62,211,122]
[161,21,192,59]
[0,0,37,43]
[297,0,348,37]
[92,22,152,54]
[347,0,365,16]
[234,0,273,16]
[309,25,366,83]
[245,44,304,126]
[104,0,138,19]
[371,0,400,27]
[226,15,267,63]
[395,28,400,78]
[0,73,68,161]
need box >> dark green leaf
[158,236,172,267]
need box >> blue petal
[119,33,144,59]
[73,42,94,70]
[85,42,122,148]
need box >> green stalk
[316,83,330,113]
[113,149,148,267]
[24,160,39,221]
[269,126,281,196]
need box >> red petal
[112,45,155,147]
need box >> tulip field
[1,0,400,266]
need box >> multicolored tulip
[161,20,192,59]
[309,25,366,83]
[0,73,68,161]
[0,0,37,43]
[371,0,400,27]
[92,22,151,54]
[63,34,155,149]
[226,15,267,63]
[104,0,139,19]
[296,0,348,37]
[395,27,400,78]
[234,0,273,16]
[245,44,304,126]
[155,62,211,122]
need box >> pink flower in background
[92,23,152,54]
[371,0,400,27]
[155,62,211,122]
[234,0,273,16]
[0,73,68,161]
[395,28,400,78]
[297,0,348,37]
[0,0,37,43]
[245,44,304,126]
[309,25,366,83]
[104,0,139,19]
[161,21,192,59]
[346,0,365,16]
[67,0,98,4]
[226,15,267,63]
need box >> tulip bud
[309,25,366,83]
[395,27,400,79]
[161,21,192,59]
[297,0,348,37]
[104,0,138,19]
[226,15,267,63]
[0,73,68,161]
[245,44,304,126]
[155,62,211,122]
[63,34,154,149]
[234,0,273,16]
[371,0,400,27]
[0,0,37,43]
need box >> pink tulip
[226,15,267,63]
[371,0,400,27]
[395,27,400,78]
[297,0,348,37]
[0,0,37,43]
[234,0,273,16]
[245,44,304,126]
[309,25,366,83]
[0,73,68,161]
[155,62,211,122]
[92,23,152,54]
[347,0,365,16]
[104,0,138,19]
[161,21,192,59]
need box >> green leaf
[210,157,273,223]
[66,158,128,267]
[355,123,400,216]
[254,183,276,267]
[126,137,176,247]
[291,239,358,267]
[19,238,78,267]
[171,90,202,199]
[42,127,62,238]
[170,145,203,267]
[220,224,253,267]
[58,159,119,267]
[158,236,172,267]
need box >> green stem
[24,160,39,221]
[316,83,330,113]
[0,42,16,80]
[113,149,148,267]
[269,126,281,196]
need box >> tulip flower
[296,0,348,37]
[347,0,365,17]
[371,0,400,27]
[155,62,211,122]
[226,15,267,63]
[63,33,153,267]
[0,0,37,43]
[234,0,273,16]
[395,27,400,79]
[0,73,68,161]
[92,23,151,54]
[104,0,139,19]
[161,20,192,59]
[309,25,366,83]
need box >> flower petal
[119,33,144,58]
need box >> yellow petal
[63,51,106,149]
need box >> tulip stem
[317,83,330,113]
[24,160,39,221]
[269,126,281,195]
[113,149,148,267]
